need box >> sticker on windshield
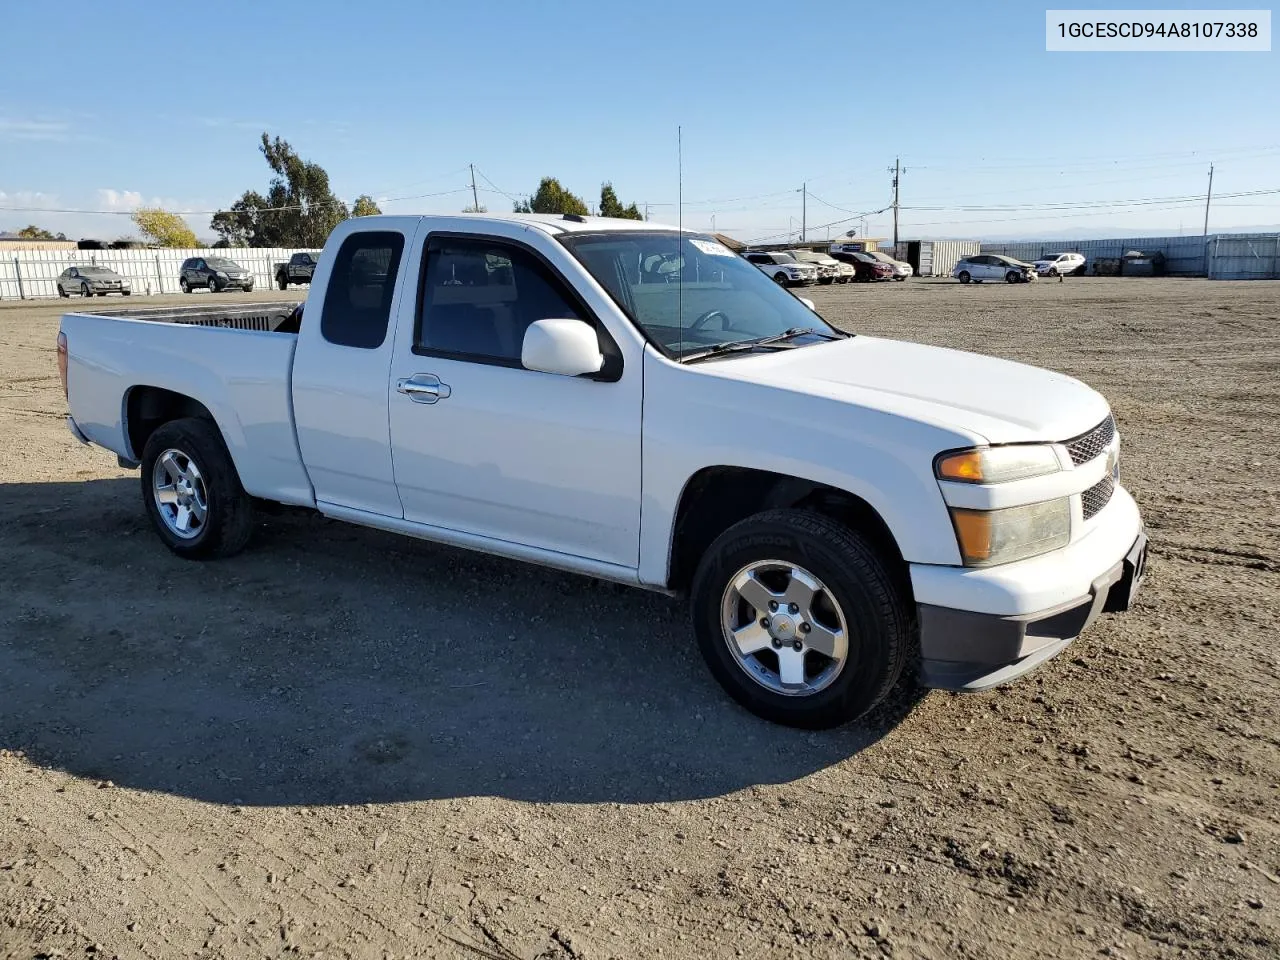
[689,238,735,257]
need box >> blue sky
[1,0,1275,243]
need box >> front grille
[1081,473,1115,520]
[1066,414,1115,465]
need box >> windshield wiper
[678,327,844,364]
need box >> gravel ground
[1,278,1277,960]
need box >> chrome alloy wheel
[719,560,849,696]
[152,448,208,539]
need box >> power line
[746,205,892,246]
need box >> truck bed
[82,301,304,333]
[61,301,315,508]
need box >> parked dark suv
[179,256,254,293]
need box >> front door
[386,231,643,568]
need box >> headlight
[935,444,1060,484]
[949,498,1071,566]
[216,271,229,278]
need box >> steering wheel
[690,309,733,332]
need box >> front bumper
[912,488,1147,691]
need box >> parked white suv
[744,251,818,286]
[788,250,846,284]
[1033,252,1086,278]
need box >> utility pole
[801,182,807,242]
[1203,162,1214,277]
[644,202,650,221]
[469,164,479,211]
[888,157,902,248]
[1202,163,1214,239]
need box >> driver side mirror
[798,296,817,312]
[521,318,604,377]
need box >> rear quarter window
[320,232,405,350]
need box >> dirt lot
[2,278,1278,960]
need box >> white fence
[0,247,321,300]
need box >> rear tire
[59,286,69,298]
[140,417,254,560]
[81,282,91,297]
[957,271,970,284]
[690,509,912,729]
[180,278,190,293]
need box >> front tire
[957,271,970,284]
[140,417,254,560]
[277,275,289,291]
[1006,271,1021,283]
[690,509,911,729]
[773,272,788,286]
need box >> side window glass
[416,238,587,364]
[320,231,405,350]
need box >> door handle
[397,373,451,404]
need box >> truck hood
[703,335,1110,444]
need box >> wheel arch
[124,385,221,463]
[665,465,911,600]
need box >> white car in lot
[865,251,913,281]
[953,255,1038,284]
[788,250,847,284]
[1033,252,1086,278]
[56,266,132,298]
[743,251,819,287]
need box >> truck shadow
[0,478,928,807]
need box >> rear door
[292,219,421,516]
[385,224,643,567]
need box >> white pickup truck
[58,213,1147,729]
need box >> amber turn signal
[950,508,992,563]
[936,450,986,482]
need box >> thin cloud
[0,118,71,142]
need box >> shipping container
[894,240,981,277]
[1206,234,1280,280]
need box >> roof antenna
[677,124,684,361]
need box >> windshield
[79,267,115,277]
[867,252,893,262]
[206,258,241,269]
[560,231,844,358]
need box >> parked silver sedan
[56,266,132,297]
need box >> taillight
[56,331,68,401]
